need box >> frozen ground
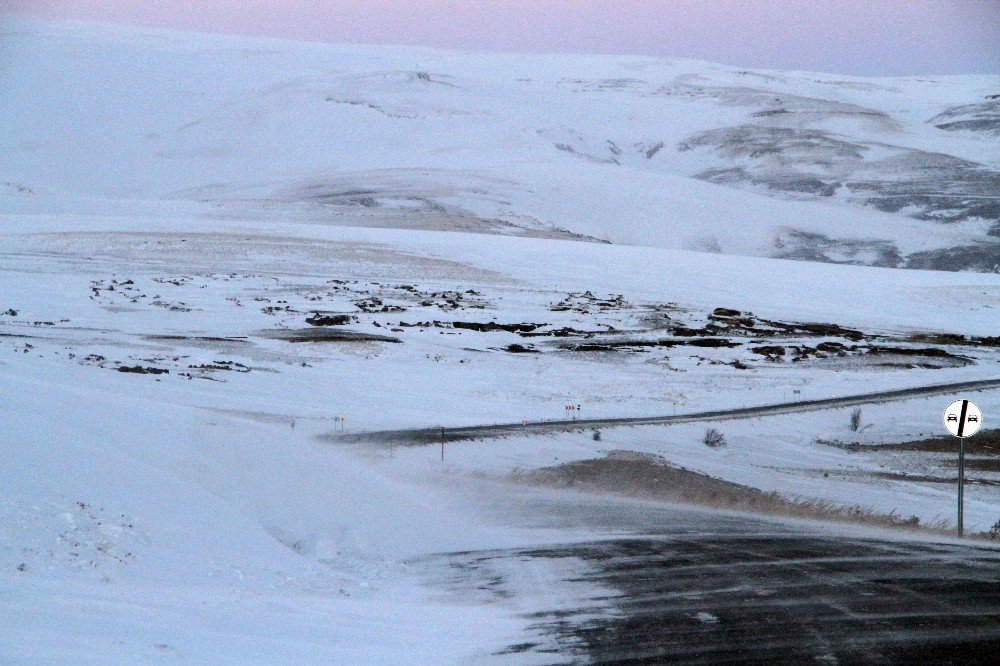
[2,17,999,664]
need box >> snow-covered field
[2,17,999,663]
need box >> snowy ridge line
[4,18,1000,272]
[330,378,1000,444]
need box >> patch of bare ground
[941,458,1000,473]
[260,328,401,343]
[868,471,1000,486]
[858,428,1000,454]
[512,450,974,535]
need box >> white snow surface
[2,17,998,262]
[2,18,1000,664]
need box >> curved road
[356,381,1000,662]
[333,378,1000,444]
[414,488,1000,663]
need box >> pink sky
[6,0,999,75]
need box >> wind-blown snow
[2,18,999,663]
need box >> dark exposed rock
[867,346,967,360]
[564,342,647,352]
[686,338,741,348]
[564,336,742,352]
[929,100,1000,136]
[680,123,1000,268]
[306,313,353,326]
[768,320,866,341]
[772,230,904,269]
[550,292,630,313]
[752,345,786,359]
[908,332,1000,348]
[904,244,1000,273]
[188,361,251,373]
[354,297,406,313]
[670,325,714,337]
[520,327,599,338]
[452,321,545,333]
[397,321,438,328]
[117,365,169,375]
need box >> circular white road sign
[944,400,982,437]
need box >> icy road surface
[418,488,1000,663]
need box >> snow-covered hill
[2,17,997,271]
[3,18,1000,663]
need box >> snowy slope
[3,207,999,662]
[2,17,998,271]
[3,18,1000,663]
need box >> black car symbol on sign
[947,414,958,422]
[968,415,978,422]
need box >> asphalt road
[416,493,1000,664]
[333,378,1000,445]
[358,379,1000,662]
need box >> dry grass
[510,450,997,537]
[859,428,1000,454]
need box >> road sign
[943,399,983,537]
[944,400,982,438]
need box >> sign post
[958,434,964,537]
[944,399,983,537]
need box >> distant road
[333,378,1000,444]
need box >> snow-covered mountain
[2,17,997,271]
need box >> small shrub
[850,407,862,432]
[592,430,602,441]
[703,428,726,448]
[990,519,1000,541]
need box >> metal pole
[958,436,965,537]
[955,398,970,537]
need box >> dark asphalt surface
[371,378,1000,663]
[332,378,1000,445]
[522,536,1000,664]
[418,496,1000,664]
